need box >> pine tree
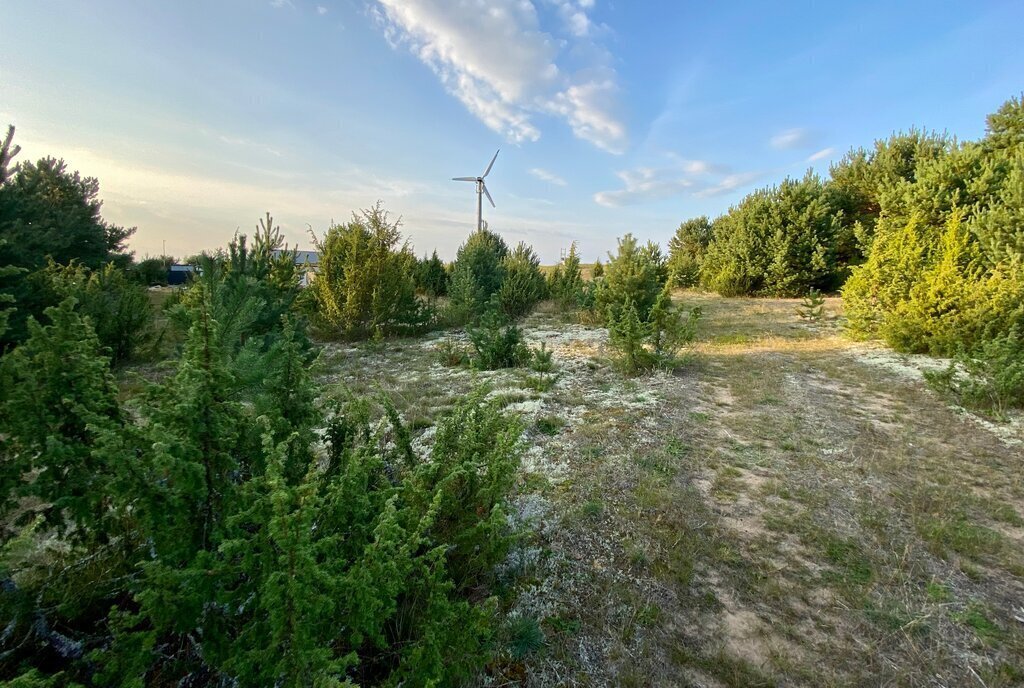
[497,242,546,318]
[310,204,423,338]
[597,233,664,324]
[0,298,122,540]
[416,250,448,299]
[445,228,508,324]
[559,242,584,304]
[256,315,318,484]
[667,216,712,287]
[607,296,651,373]
[146,284,244,555]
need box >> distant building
[274,249,320,287]
[167,264,196,286]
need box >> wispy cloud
[594,157,762,207]
[317,5,328,15]
[529,167,567,186]
[806,147,835,162]
[770,127,812,150]
[370,0,626,153]
[594,167,694,207]
[270,0,295,9]
[693,172,763,198]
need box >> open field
[314,291,1024,687]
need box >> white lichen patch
[949,406,1024,448]
[845,343,951,381]
[521,444,570,482]
[504,398,546,416]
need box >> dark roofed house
[167,264,196,286]
[273,250,319,287]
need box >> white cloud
[372,0,626,153]
[770,127,812,150]
[594,158,761,207]
[595,167,694,207]
[317,5,328,15]
[542,77,624,153]
[806,147,835,162]
[693,172,763,198]
[270,0,295,9]
[529,167,567,186]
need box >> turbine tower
[452,149,499,232]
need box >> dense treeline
[669,95,1024,408]
[668,128,954,297]
[845,98,1024,410]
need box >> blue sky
[4,1,1022,262]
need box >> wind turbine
[452,149,499,232]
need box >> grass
[306,289,1024,687]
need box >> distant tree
[667,216,712,287]
[0,156,133,271]
[591,258,604,278]
[827,130,949,262]
[983,93,1024,153]
[0,125,21,185]
[497,242,546,318]
[446,227,509,324]
[132,255,174,286]
[701,171,841,296]
[416,249,448,298]
[310,203,424,338]
[45,261,155,364]
[548,242,584,307]
[0,153,136,345]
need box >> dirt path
[316,293,1024,687]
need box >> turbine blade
[452,177,477,181]
[483,184,495,207]
[482,149,499,178]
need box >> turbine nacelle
[452,150,499,230]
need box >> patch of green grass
[981,499,1024,527]
[535,414,566,436]
[636,603,661,626]
[408,415,432,430]
[821,536,873,586]
[863,600,928,635]
[654,546,695,589]
[926,581,952,603]
[664,437,689,458]
[711,333,756,345]
[506,615,546,659]
[581,499,604,519]
[953,603,1003,642]
[711,465,744,499]
[492,391,530,407]
[544,615,581,636]
[628,546,649,569]
[915,512,1004,561]
[670,646,775,688]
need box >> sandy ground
[314,293,1024,687]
